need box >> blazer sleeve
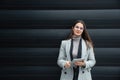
[84,47,96,69]
[57,40,67,69]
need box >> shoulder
[60,39,71,46]
[61,39,71,43]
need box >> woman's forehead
[75,23,83,27]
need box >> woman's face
[72,23,84,36]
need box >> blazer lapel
[66,39,72,61]
[81,39,88,59]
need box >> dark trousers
[73,66,79,80]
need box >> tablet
[72,58,84,63]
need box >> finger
[67,61,71,64]
[66,62,69,65]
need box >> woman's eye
[75,26,79,28]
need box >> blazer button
[64,72,67,74]
[82,71,84,73]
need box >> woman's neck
[72,35,81,39]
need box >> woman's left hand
[74,61,85,67]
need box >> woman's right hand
[64,61,71,68]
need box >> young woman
[57,20,96,80]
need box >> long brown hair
[67,20,94,48]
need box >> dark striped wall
[0,0,120,80]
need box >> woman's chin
[76,33,81,36]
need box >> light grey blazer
[57,38,96,80]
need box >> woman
[57,20,96,80]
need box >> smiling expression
[72,23,84,36]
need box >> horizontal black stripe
[0,10,119,29]
[0,66,119,75]
[0,75,119,80]
[0,29,120,48]
[0,48,120,66]
[0,66,119,80]
[0,0,119,10]
[0,20,120,29]
[0,10,119,20]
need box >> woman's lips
[76,31,80,34]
